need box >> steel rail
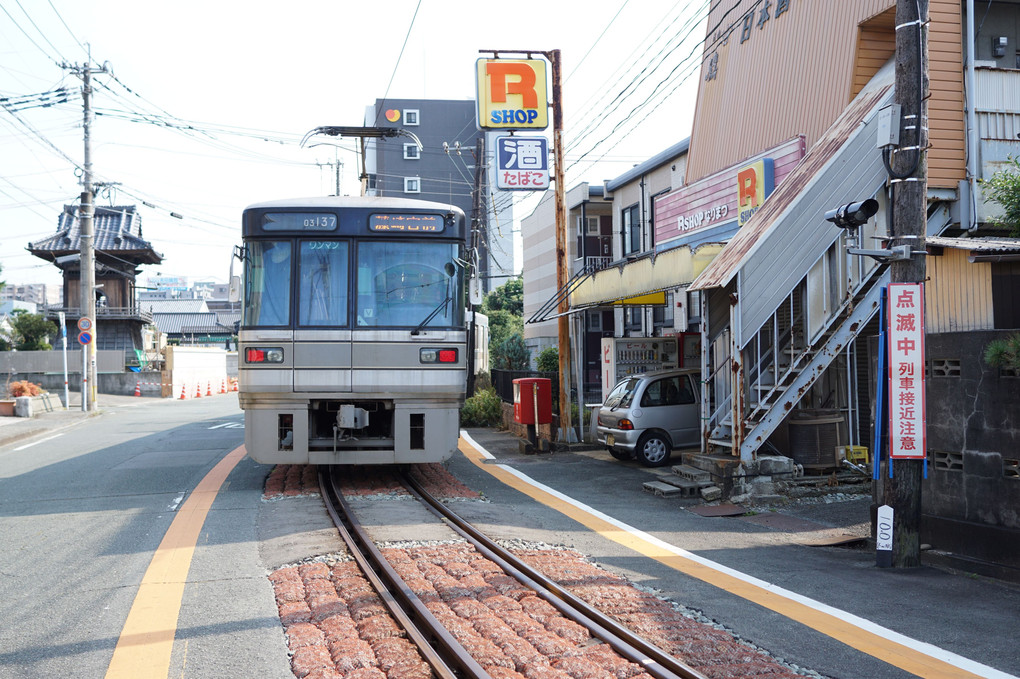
[318,467,490,679]
[402,472,708,679]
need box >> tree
[492,333,529,370]
[985,333,1020,372]
[483,277,523,316]
[536,346,558,372]
[9,310,58,351]
[482,278,525,368]
[980,157,1020,236]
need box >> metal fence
[490,369,559,404]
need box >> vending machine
[600,337,678,401]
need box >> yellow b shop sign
[476,58,548,130]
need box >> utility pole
[468,135,487,397]
[885,0,928,568]
[316,159,342,195]
[549,49,574,443]
[63,57,109,412]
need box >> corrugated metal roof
[605,139,690,192]
[927,235,1020,253]
[691,66,894,291]
[28,205,163,264]
[153,312,221,334]
[141,299,210,315]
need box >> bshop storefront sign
[476,58,549,130]
[887,282,926,459]
[654,137,802,246]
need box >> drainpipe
[966,0,979,232]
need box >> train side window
[298,241,349,326]
[245,241,291,326]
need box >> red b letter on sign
[486,62,538,107]
[737,167,758,208]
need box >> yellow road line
[105,445,247,679]
[458,434,1007,679]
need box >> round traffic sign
[78,331,92,345]
[77,317,93,331]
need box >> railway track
[318,465,707,679]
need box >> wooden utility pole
[885,0,929,568]
[549,49,574,443]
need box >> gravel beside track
[264,464,819,679]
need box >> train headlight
[420,348,458,364]
[245,347,284,364]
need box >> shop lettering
[486,62,539,107]
[490,109,540,125]
[678,204,728,232]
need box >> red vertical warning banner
[887,282,926,459]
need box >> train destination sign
[263,213,337,231]
[368,213,445,233]
[476,58,549,130]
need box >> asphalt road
[0,394,292,678]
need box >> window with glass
[403,143,420,160]
[356,241,463,328]
[244,241,292,326]
[404,177,421,193]
[298,241,349,326]
[404,109,420,125]
[640,375,695,407]
[623,204,641,254]
[624,307,642,333]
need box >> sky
[0,0,708,291]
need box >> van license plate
[606,434,615,446]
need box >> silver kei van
[596,368,701,467]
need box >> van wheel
[636,433,671,467]
[609,448,631,461]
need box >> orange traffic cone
[134,381,141,397]
[179,383,187,399]
[230,378,238,392]
[195,382,203,398]
[206,381,212,397]
[219,378,227,394]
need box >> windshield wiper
[410,294,452,335]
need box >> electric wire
[372,0,423,127]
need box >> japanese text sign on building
[887,282,927,460]
[495,136,549,190]
[476,58,549,130]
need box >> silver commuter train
[236,196,468,465]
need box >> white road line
[167,492,185,511]
[12,434,64,451]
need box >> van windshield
[604,377,640,409]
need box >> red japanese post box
[512,377,553,425]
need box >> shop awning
[571,242,724,308]
[529,242,726,323]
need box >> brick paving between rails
[265,464,813,679]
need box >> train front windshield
[243,239,464,329]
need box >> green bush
[984,333,1020,372]
[536,346,558,372]
[460,387,503,427]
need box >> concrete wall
[923,330,1020,569]
[2,347,236,398]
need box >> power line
[372,0,422,127]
